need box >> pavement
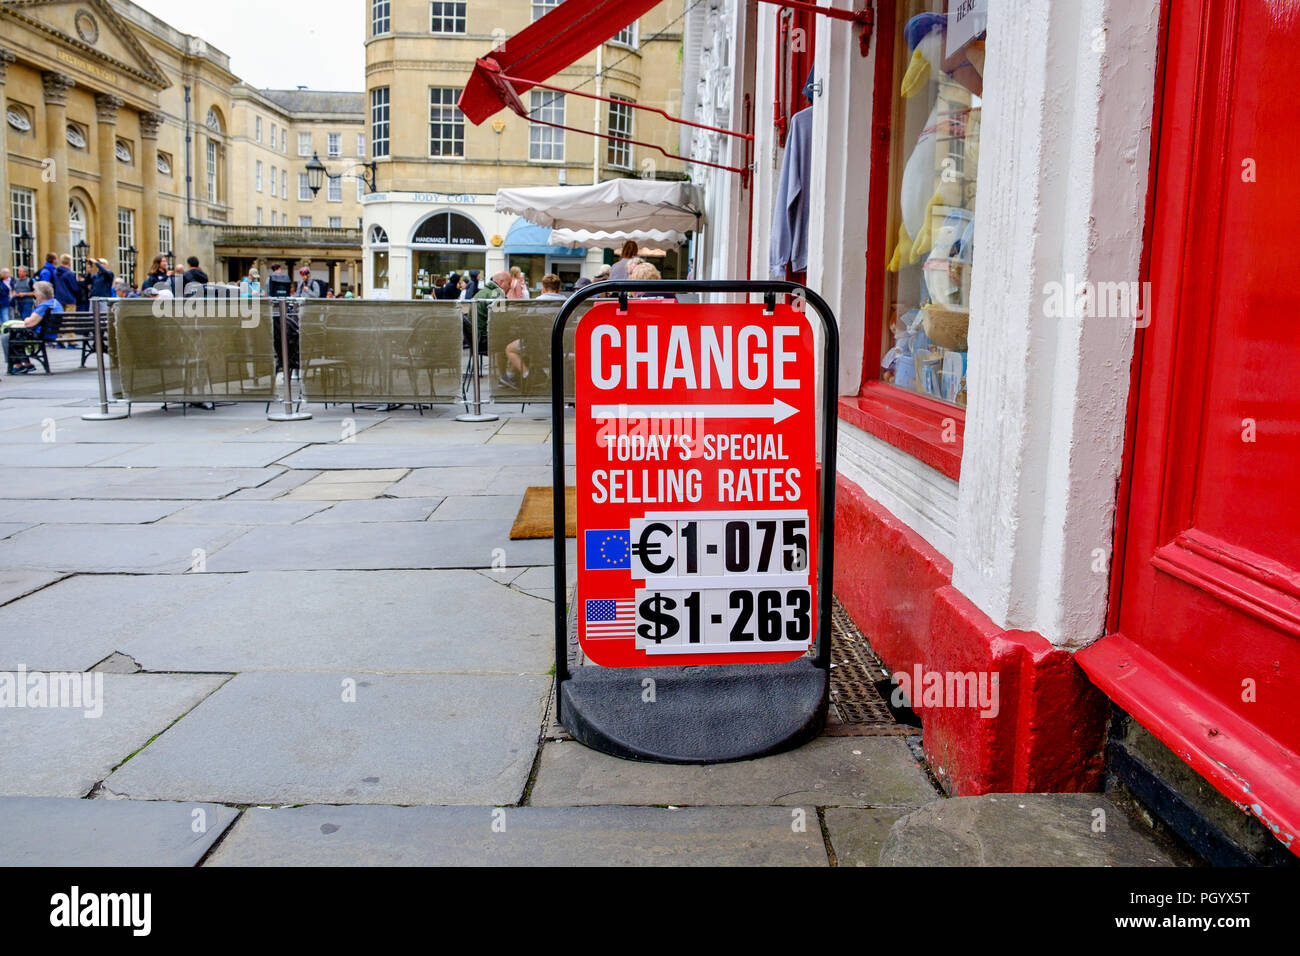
[0,351,1186,866]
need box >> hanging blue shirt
[769,107,814,278]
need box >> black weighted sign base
[559,660,828,765]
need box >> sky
[133,0,367,92]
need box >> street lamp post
[304,151,378,197]
[123,245,137,288]
[16,226,33,270]
[73,238,89,275]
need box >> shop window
[875,0,984,409]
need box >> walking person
[141,254,168,291]
[10,266,35,319]
[182,256,208,297]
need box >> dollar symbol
[637,593,679,643]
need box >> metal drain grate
[828,597,916,732]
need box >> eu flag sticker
[584,529,631,570]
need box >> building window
[357,177,366,201]
[528,91,564,162]
[607,96,633,169]
[328,177,342,203]
[298,132,312,157]
[206,140,218,202]
[429,87,464,157]
[280,128,287,152]
[10,186,36,267]
[356,132,365,157]
[255,116,263,142]
[299,216,313,228]
[329,216,343,228]
[281,170,287,197]
[271,210,277,226]
[372,0,390,34]
[875,0,982,408]
[66,123,87,150]
[531,0,560,20]
[256,207,263,225]
[270,164,277,197]
[612,22,638,47]
[159,215,173,255]
[271,122,277,147]
[298,173,312,201]
[116,207,135,275]
[156,151,172,176]
[205,108,222,133]
[328,132,341,157]
[256,160,263,192]
[430,1,466,32]
[371,87,390,158]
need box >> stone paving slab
[486,465,576,495]
[877,793,1179,866]
[529,737,940,808]
[305,468,412,483]
[0,523,253,573]
[279,481,397,501]
[95,442,307,469]
[158,500,330,524]
[0,523,34,540]
[302,497,445,523]
[823,807,911,866]
[0,499,193,524]
[387,467,505,497]
[202,520,564,570]
[205,804,827,866]
[103,672,551,806]
[0,673,230,798]
[0,466,284,499]
[0,797,240,867]
[118,570,552,674]
[429,494,523,520]
[18,443,149,466]
[226,469,319,500]
[0,573,235,670]
[0,569,66,608]
[226,418,387,443]
[280,444,552,470]
[350,420,502,444]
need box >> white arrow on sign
[591,400,799,424]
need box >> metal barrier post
[268,298,311,421]
[456,300,498,423]
[81,297,127,421]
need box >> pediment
[2,0,171,90]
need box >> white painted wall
[951,0,1160,645]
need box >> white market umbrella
[494,179,702,236]
[546,227,687,251]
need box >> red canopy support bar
[756,0,874,55]
[520,114,749,179]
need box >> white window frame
[327,177,342,203]
[270,165,277,197]
[430,1,467,33]
[271,210,277,226]
[356,132,365,157]
[372,0,390,35]
[531,0,560,21]
[9,186,36,266]
[328,216,343,228]
[611,22,638,48]
[371,87,390,158]
[428,87,464,158]
[328,132,341,157]
[206,139,218,201]
[256,160,263,192]
[281,170,287,197]
[298,173,312,201]
[298,215,313,228]
[256,207,263,225]
[255,116,263,142]
[116,207,135,275]
[298,132,312,157]
[158,215,173,255]
[607,96,634,169]
[528,90,565,162]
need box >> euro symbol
[633,522,675,574]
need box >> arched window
[69,198,88,271]
[369,224,389,245]
[411,211,484,247]
[205,107,223,133]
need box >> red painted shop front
[1078,0,1300,854]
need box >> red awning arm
[493,67,753,143]
[521,114,748,179]
[756,0,874,56]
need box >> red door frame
[1081,0,1300,855]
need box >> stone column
[0,50,16,267]
[94,93,123,267]
[138,111,163,263]
[328,260,339,292]
[41,72,76,257]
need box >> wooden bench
[55,309,111,368]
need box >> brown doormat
[510,486,577,539]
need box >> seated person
[497,274,565,390]
[3,280,62,373]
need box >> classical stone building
[362,0,688,298]
[2,0,364,290]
